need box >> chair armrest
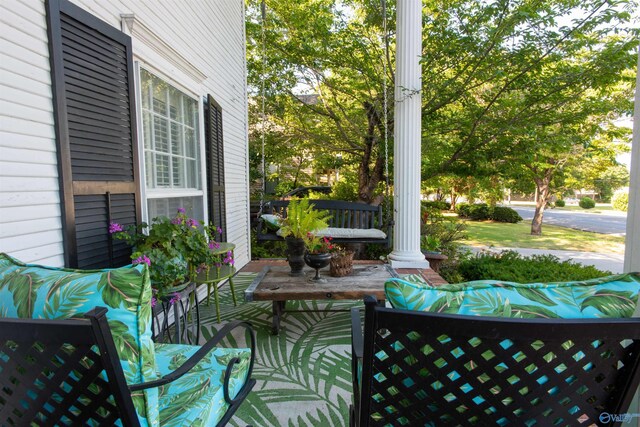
[351,307,364,360]
[130,321,256,405]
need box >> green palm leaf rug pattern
[198,273,356,427]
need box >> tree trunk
[357,101,385,204]
[531,172,553,235]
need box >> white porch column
[624,45,640,273]
[388,0,429,269]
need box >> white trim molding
[120,14,207,85]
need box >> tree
[247,0,394,204]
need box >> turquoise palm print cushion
[0,253,159,427]
[155,343,252,427]
[385,272,640,318]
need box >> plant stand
[193,242,237,323]
[152,281,200,344]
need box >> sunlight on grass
[462,221,625,254]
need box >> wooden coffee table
[245,264,397,334]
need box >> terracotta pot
[286,236,306,276]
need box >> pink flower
[171,217,182,225]
[169,293,180,305]
[187,218,198,228]
[223,251,234,266]
[177,207,186,214]
[151,297,157,308]
[109,222,123,234]
[133,255,151,266]
[216,226,223,235]
[209,241,221,250]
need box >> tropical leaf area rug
[198,272,358,427]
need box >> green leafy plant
[489,206,522,223]
[110,209,232,298]
[579,197,596,209]
[278,199,331,240]
[612,190,628,212]
[304,235,334,254]
[555,199,566,207]
[421,235,442,252]
[454,250,611,282]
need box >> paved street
[510,206,627,235]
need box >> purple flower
[171,217,182,225]
[151,297,157,308]
[177,207,186,214]
[223,250,234,266]
[169,293,180,305]
[216,226,222,235]
[187,218,198,228]
[215,262,222,268]
[133,255,151,266]
[109,222,123,234]
[209,241,221,250]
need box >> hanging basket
[330,252,355,277]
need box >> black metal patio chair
[350,296,640,427]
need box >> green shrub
[579,197,596,209]
[456,203,471,218]
[489,206,522,223]
[422,200,451,211]
[612,191,628,212]
[455,251,611,282]
[555,199,565,207]
[468,203,490,220]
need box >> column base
[388,251,430,269]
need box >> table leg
[229,277,237,306]
[214,282,221,324]
[173,302,181,344]
[272,300,286,335]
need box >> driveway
[511,206,627,235]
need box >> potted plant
[303,234,333,280]
[277,199,331,276]
[329,243,355,277]
[109,209,234,299]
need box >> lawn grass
[462,220,625,254]
[552,205,616,213]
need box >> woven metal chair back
[360,301,640,427]
[0,307,140,427]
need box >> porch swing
[255,0,393,247]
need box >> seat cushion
[385,272,640,318]
[276,226,386,239]
[155,343,251,427]
[0,253,159,427]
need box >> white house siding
[0,0,251,267]
[0,1,64,265]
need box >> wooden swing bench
[256,199,391,247]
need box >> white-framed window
[139,68,204,221]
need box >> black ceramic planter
[304,252,331,280]
[286,237,306,276]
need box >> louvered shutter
[46,0,141,268]
[205,95,227,242]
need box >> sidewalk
[466,245,624,274]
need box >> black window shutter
[46,0,141,268]
[205,95,227,242]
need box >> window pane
[172,157,184,187]
[156,154,170,187]
[141,70,150,109]
[148,197,204,222]
[187,159,198,189]
[145,153,154,187]
[143,111,152,149]
[154,116,169,153]
[169,86,183,122]
[152,78,167,114]
[185,128,196,158]
[171,122,183,155]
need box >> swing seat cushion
[276,226,386,240]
